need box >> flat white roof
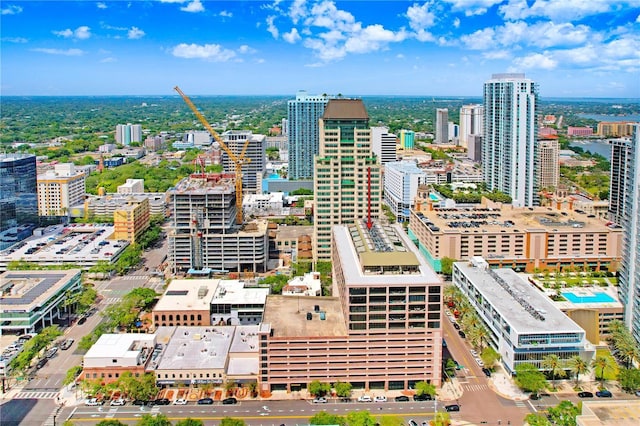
[454,262,584,335]
[211,280,269,306]
[84,333,155,360]
[153,279,217,311]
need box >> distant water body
[577,113,640,122]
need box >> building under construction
[167,174,269,275]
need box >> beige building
[409,198,622,273]
[117,178,145,194]
[113,198,150,244]
[313,99,381,261]
[37,163,86,216]
[537,138,559,190]
[273,225,313,262]
[577,400,640,425]
[596,122,637,137]
[260,220,443,393]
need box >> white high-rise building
[221,130,266,195]
[482,73,539,207]
[617,124,640,345]
[115,123,142,146]
[371,126,397,164]
[435,108,449,144]
[37,163,86,217]
[459,104,484,149]
[383,160,427,222]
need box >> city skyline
[1,1,639,97]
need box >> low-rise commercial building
[453,258,594,373]
[0,269,82,334]
[113,198,150,244]
[79,193,167,219]
[282,272,322,296]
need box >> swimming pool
[562,291,615,304]
[429,193,440,201]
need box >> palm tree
[541,354,566,390]
[591,356,615,386]
[468,325,489,351]
[568,355,589,388]
[617,340,640,369]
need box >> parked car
[312,397,328,404]
[85,398,101,406]
[222,397,238,405]
[110,398,126,406]
[458,330,466,338]
[45,347,58,359]
[596,390,612,398]
[374,395,387,402]
[395,395,410,402]
[357,395,372,402]
[445,404,460,412]
[153,398,170,405]
[197,398,214,405]
[77,316,87,325]
[635,390,640,397]
[60,339,74,350]
[36,358,48,369]
[408,420,418,426]
[577,391,594,398]
[453,323,461,330]
[413,393,432,401]
[174,398,188,405]
[132,399,149,406]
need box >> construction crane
[175,86,251,224]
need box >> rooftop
[323,99,368,120]
[169,175,236,195]
[84,333,155,360]
[577,400,640,426]
[153,279,217,312]
[0,269,81,310]
[454,260,584,335]
[156,326,234,371]
[275,225,313,240]
[262,295,347,338]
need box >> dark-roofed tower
[313,99,381,261]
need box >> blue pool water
[562,291,615,304]
[429,193,440,201]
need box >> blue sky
[1,0,639,97]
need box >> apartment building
[220,130,266,194]
[37,163,86,217]
[409,199,622,273]
[259,220,443,393]
[597,122,636,137]
[536,138,559,190]
[383,160,427,222]
[113,198,150,244]
[371,126,397,164]
[459,104,483,150]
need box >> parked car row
[577,390,613,398]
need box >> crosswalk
[14,390,59,399]
[515,400,527,408]
[463,383,488,392]
[117,275,150,281]
[104,297,121,304]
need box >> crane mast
[174,86,250,225]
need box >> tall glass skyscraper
[618,124,640,344]
[482,73,538,207]
[0,153,38,249]
[287,91,330,180]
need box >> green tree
[547,400,580,426]
[541,354,566,390]
[440,257,455,276]
[591,355,615,386]
[480,347,500,368]
[219,418,246,426]
[333,381,353,398]
[431,412,451,426]
[346,410,377,426]
[378,416,405,426]
[136,414,171,426]
[261,275,289,294]
[175,419,204,426]
[618,368,640,392]
[567,355,589,388]
[444,358,457,378]
[308,380,331,397]
[514,363,547,395]
[524,413,552,426]
[415,381,436,397]
[309,411,345,425]
[63,366,83,386]
[96,421,127,426]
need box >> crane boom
[174,86,250,225]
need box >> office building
[467,135,482,162]
[459,104,483,149]
[448,122,459,144]
[113,198,150,244]
[313,99,381,261]
[220,130,266,195]
[435,109,449,144]
[453,258,593,373]
[400,130,415,150]
[79,193,166,220]
[409,199,621,273]
[609,138,633,226]
[618,124,640,344]
[567,126,594,137]
[117,179,145,194]
[383,161,427,222]
[0,154,38,250]
[115,123,142,146]
[37,163,86,217]
[536,138,559,190]
[259,220,443,393]
[184,130,212,147]
[371,127,397,164]
[166,175,268,274]
[287,91,330,179]
[483,73,539,207]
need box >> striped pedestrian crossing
[14,391,59,399]
[117,275,150,281]
[104,297,120,304]
[463,384,488,392]
[515,401,527,407]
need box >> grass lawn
[595,348,619,381]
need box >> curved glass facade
[0,154,38,249]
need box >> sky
[1,0,640,98]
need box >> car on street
[174,398,188,405]
[577,391,594,398]
[153,398,170,405]
[77,316,87,325]
[312,397,328,404]
[482,368,492,377]
[45,347,58,359]
[453,323,461,330]
[222,397,238,405]
[395,395,410,402]
[413,393,432,401]
[408,420,418,426]
[596,390,612,398]
[60,339,74,350]
[132,399,149,406]
[357,395,372,402]
[635,390,640,397]
[445,404,460,412]
[36,358,48,369]
[85,398,100,406]
[374,395,387,402]
[197,398,214,405]
[458,330,466,338]
[110,398,126,406]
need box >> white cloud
[500,0,625,21]
[1,4,22,15]
[181,0,204,13]
[1,37,28,43]
[256,58,266,64]
[405,2,435,31]
[453,18,460,29]
[636,13,640,23]
[266,16,279,38]
[100,57,117,63]
[238,45,256,54]
[128,27,145,39]
[444,0,504,16]
[171,43,237,61]
[288,0,307,24]
[396,53,405,59]
[31,48,85,56]
[482,50,511,60]
[283,28,301,44]
[158,0,187,3]
[512,52,558,69]
[97,2,108,9]
[219,10,232,18]
[460,27,495,50]
[54,26,91,40]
